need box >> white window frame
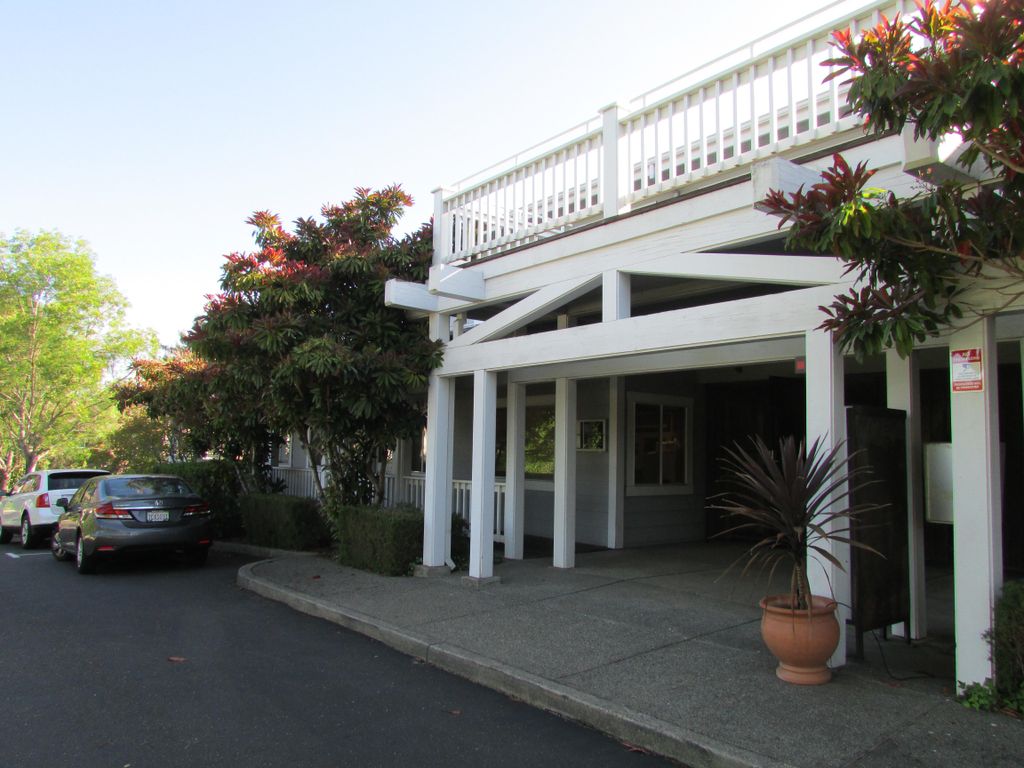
[626,392,693,496]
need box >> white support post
[553,377,578,568]
[600,104,626,219]
[607,376,625,549]
[886,348,927,640]
[950,319,1002,687]
[504,382,526,560]
[602,270,631,322]
[468,369,498,582]
[431,187,450,266]
[805,329,849,668]
[421,372,454,569]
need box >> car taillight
[35,493,49,508]
[94,502,132,519]
[183,502,211,517]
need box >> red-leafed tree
[183,186,442,504]
[760,0,1024,360]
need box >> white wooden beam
[751,156,821,213]
[602,270,631,321]
[447,275,601,348]
[902,128,990,184]
[508,337,806,383]
[624,252,847,286]
[429,263,486,300]
[440,282,850,376]
[385,279,439,312]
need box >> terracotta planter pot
[759,594,840,685]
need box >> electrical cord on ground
[872,629,935,682]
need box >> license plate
[147,511,170,522]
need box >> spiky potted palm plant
[712,434,877,685]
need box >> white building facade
[378,0,1018,687]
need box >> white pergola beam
[624,252,847,286]
[429,263,486,300]
[752,156,822,213]
[385,279,439,312]
[440,282,849,375]
[447,275,601,348]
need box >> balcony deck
[434,0,915,266]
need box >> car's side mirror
[56,498,69,509]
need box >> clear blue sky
[2,0,849,347]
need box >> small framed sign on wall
[576,419,606,451]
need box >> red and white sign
[951,348,983,392]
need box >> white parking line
[5,552,50,558]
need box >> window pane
[524,405,555,477]
[634,403,661,484]
[661,406,687,484]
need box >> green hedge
[994,580,1024,703]
[239,493,331,550]
[326,502,423,576]
[152,460,243,539]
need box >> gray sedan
[52,474,213,573]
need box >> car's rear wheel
[20,516,36,549]
[0,527,12,544]
[51,533,71,562]
[75,536,96,574]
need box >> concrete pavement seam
[236,560,796,768]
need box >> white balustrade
[273,467,507,541]
[270,467,320,499]
[436,0,913,265]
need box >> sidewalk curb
[237,560,793,768]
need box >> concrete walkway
[233,543,1024,768]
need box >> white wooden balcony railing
[384,473,507,542]
[270,466,320,498]
[435,0,914,265]
[273,467,509,541]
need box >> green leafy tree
[114,348,274,473]
[760,0,1024,359]
[87,404,173,473]
[185,187,443,504]
[0,230,154,489]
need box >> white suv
[0,469,110,549]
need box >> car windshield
[48,472,107,491]
[103,477,194,497]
